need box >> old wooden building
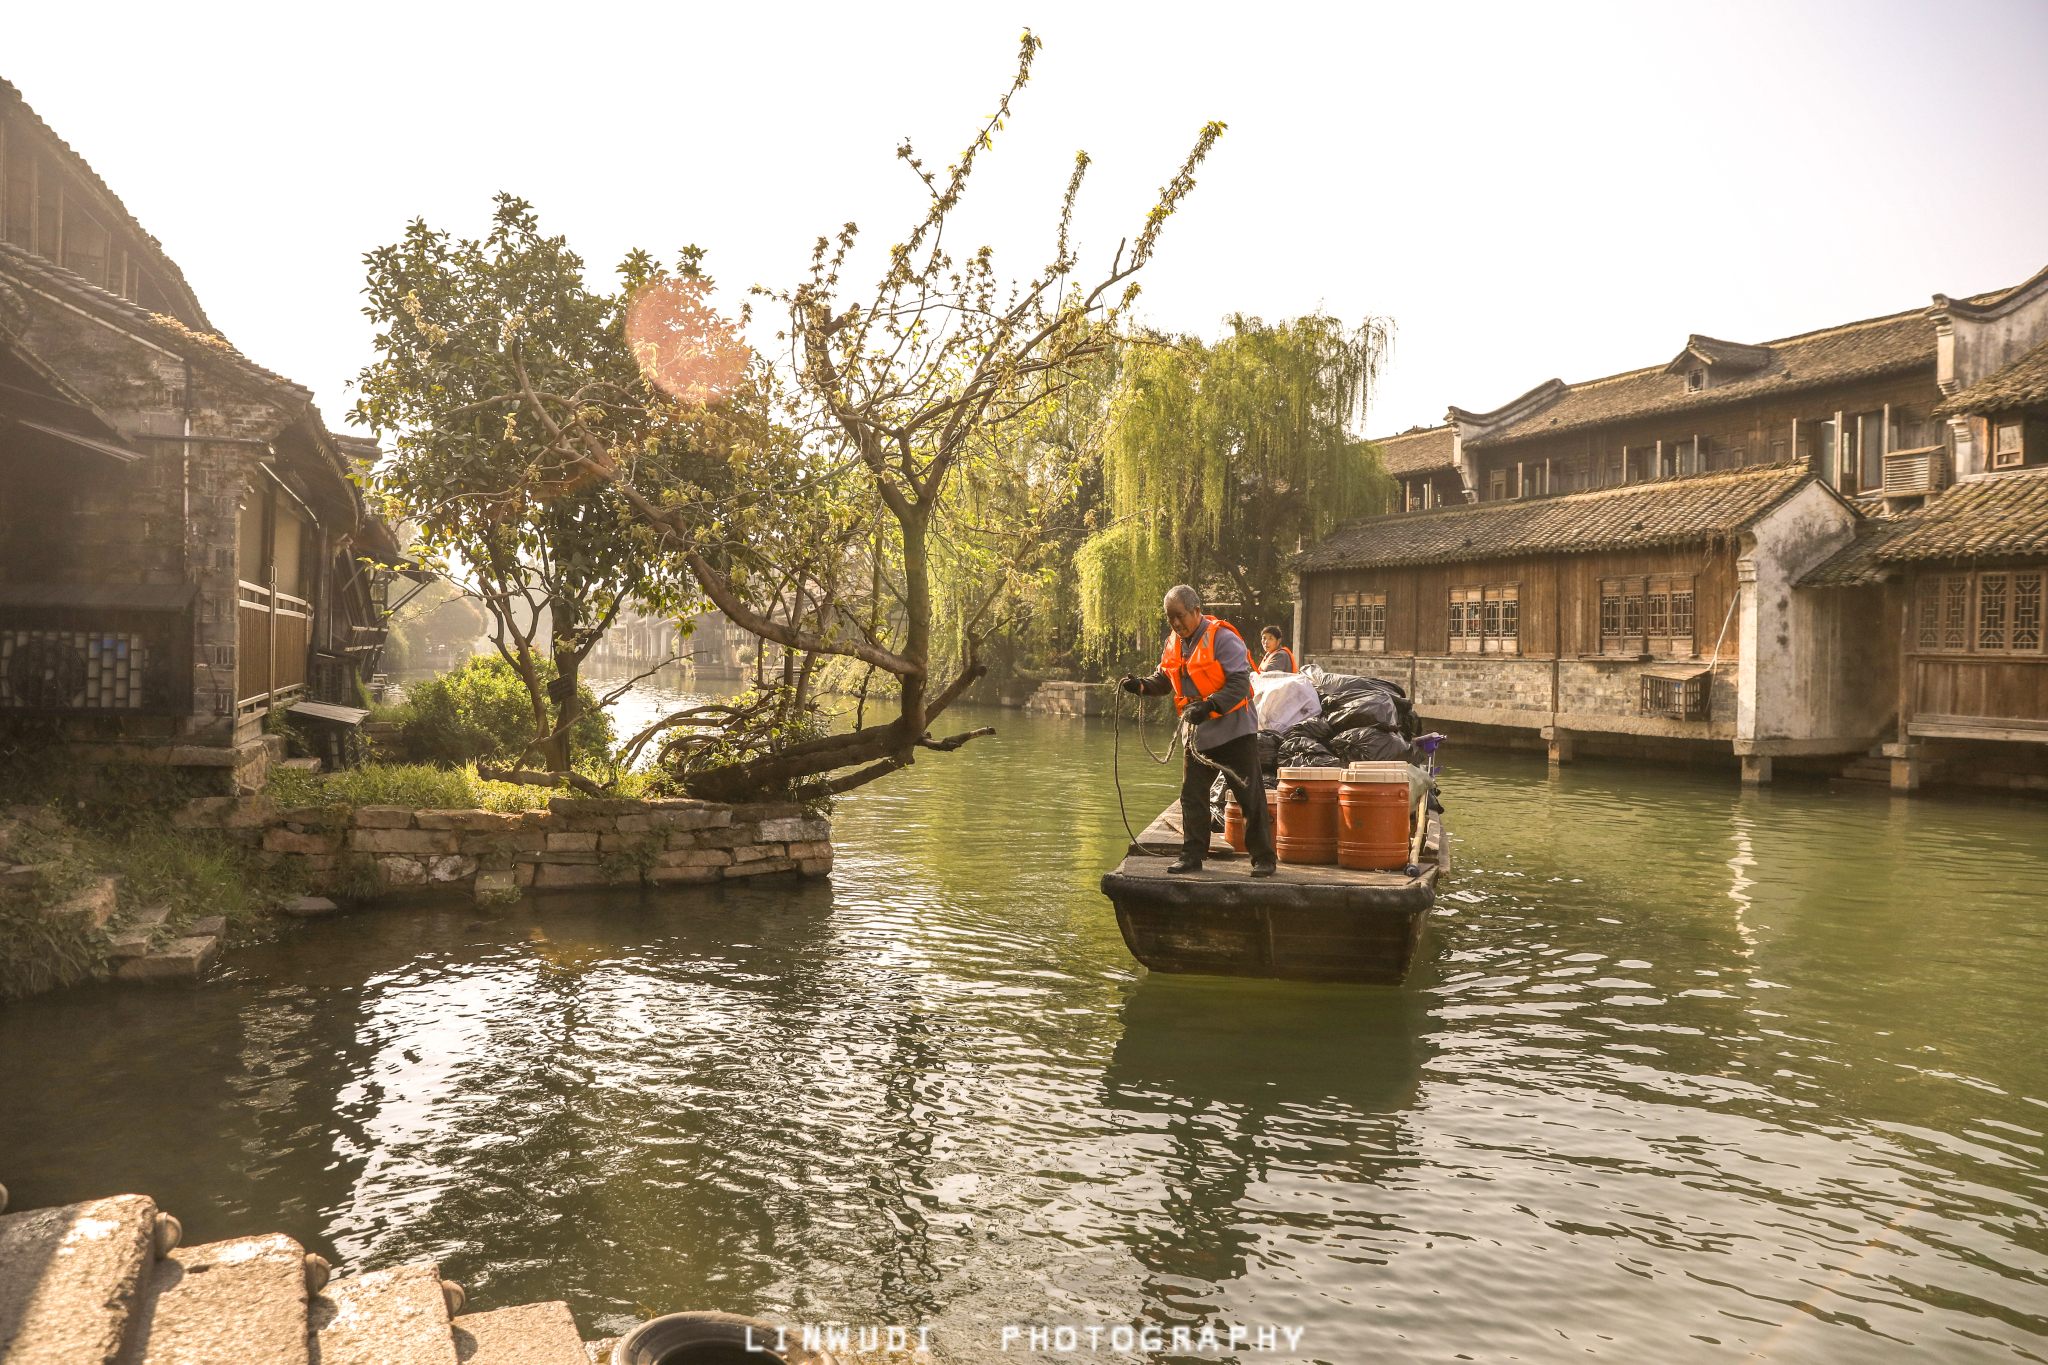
[1301,261,2048,786]
[0,80,396,788]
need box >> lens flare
[624,275,751,405]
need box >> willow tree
[1077,312,1396,651]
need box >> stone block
[353,806,415,829]
[377,857,429,889]
[108,929,153,958]
[534,863,608,889]
[758,817,831,843]
[785,840,831,860]
[188,915,226,937]
[645,865,719,885]
[664,831,700,851]
[545,832,599,852]
[222,795,277,829]
[730,801,802,825]
[799,857,833,877]
[350,829,454,855]
[125,1231,312,1365]
[116,936,219,981]
[0,1193,158,1363]
[48,875,119,929]
[723,857,797,878]
[612,814,654,834]
[646,803,730,830]
[514,864,536,887]
[532,850,600,866]
[309,1261,455,1365]
[285,896,340,917]
[451,1300,585,1365]
[472,869,517,895]
[429,855,479,883]
[547,797,645,818]
[696,825,757,849]
[415,809,515,832]
[731,843,781,864]
[277,805,346,827]
[599,833,657,854]
[265,828,342,855]
[655,847,731,868]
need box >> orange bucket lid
[1278,766,1347,781]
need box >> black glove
[1183,699,1217,724]
[1118,674,1145,695]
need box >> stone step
[451,1301,586,1364]
[117,1232,310,1365]
[115,937,220,983]
[49,875,122,930]
[581,1339,617,1363]
[109,903,175,958]
[0,1194,161,1364]
[309,1262,459,1365]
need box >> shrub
[402,655,613,768]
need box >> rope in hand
[1110,683,1180,845]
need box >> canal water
[3,699,2046,1363]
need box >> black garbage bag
[1276,734,1343,769]
[1325,693,1401,734]
[1313,672,1376,709]
[1329,725,1415,764]
[1256,728,1283,774]
[1285,716,1334,745]
[1362,675,1409,699]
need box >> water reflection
[1,709,2044,1363]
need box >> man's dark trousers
[1180,731,1275,863]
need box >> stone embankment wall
[1024,681,1100,716]
[173,795,833,900]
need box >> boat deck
[1101,801,1448,984]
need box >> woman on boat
[1260,626,1296,673]
[1119,586,1277,878]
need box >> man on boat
[1260,626,1296,673]
[1120,586,1277,878]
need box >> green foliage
[403,655,613,768]
[274,760,657,815]
[1077,313,1397,655]
[353,194,718,771]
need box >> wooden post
[266,569,278,708]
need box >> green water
[2,703,2046,1363]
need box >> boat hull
[1103,858,1435,984]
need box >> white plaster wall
[1739,483,1864,742]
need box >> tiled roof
[1372,424,1456,476]
[1938,336,2048,417]
[1294,463,1814,572]
[1863,468,2048,564]
[1468,308,1939,449]
[0,240,311,404]
[0,79,213,333]
[1664,334,1773,374]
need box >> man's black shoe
[1167,856,1204,874]
[1249,858,1277,878]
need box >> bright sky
[11,0,2046,441]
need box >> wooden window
[1914,572,2044,655]
[1600,575,1696,657]
[1450,584,1518,655]
[1488,470,1507,501]
[1329,591,1386,653]
[1993,421,2025,470]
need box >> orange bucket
[1224,795,1246,853]
[1275,766,1343,864]
[1339,765,1410,870]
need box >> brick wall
[173,794,832,899]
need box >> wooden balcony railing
[236,579,312,712]
[1882,445,1947,497]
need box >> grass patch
[270,762,659,814]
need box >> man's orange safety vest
[1161,616,1252,718]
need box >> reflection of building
[0,81,397,784]
[591,607,762,681]
[1298,262,2048,790]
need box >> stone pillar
[1882,742,1924,792]
[1542,726,1574,766]
[1740,754,1773,785]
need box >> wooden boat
[1100,801,1448,985]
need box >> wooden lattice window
[1914,572,2044,655]
[1331,591,1387,652]
[1450,584,1518,655]
[1600,575,1696,657]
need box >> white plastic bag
[1251,671,1321,733]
